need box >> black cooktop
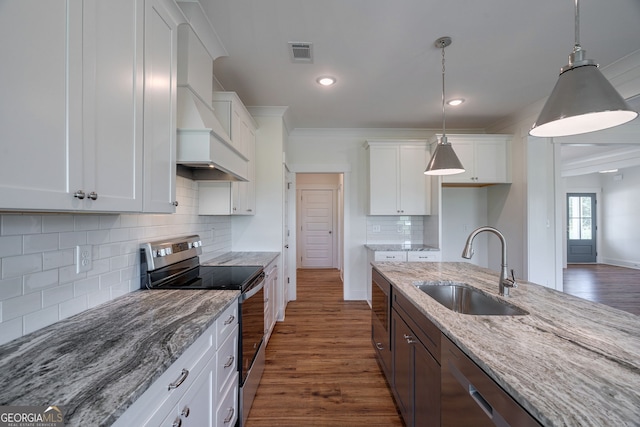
[143,256,263,291]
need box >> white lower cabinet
[215,374,239,427]
[114,301,239,427]
[407,251,442,262]
[264,258,279,346]
[374,251,408,262]
[161,357,216,427]
[372,250,441,263]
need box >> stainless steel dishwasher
[441,335,541,427]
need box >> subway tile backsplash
[366,216,424,244]
[0,176,231,345]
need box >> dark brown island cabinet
[371,267,541,427]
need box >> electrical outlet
[372,225,381,233]
[76,245,92,273]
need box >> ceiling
[200,0,640,132]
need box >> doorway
[566,193,597,263]
[296,173,343,270]
[299,189,334,268]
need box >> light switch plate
[76,245,92,273]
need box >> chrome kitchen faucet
[462,226,517,297]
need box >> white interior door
[300,189,334,268]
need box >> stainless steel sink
[414,281,528,316]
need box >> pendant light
[425,37,465,176]
[529,0,637,138]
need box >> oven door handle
[241,273,266,301]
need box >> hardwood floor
[563,264,640,316]
[245,268,403,427]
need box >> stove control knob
[159,249,166,257]
[166,247,173,255]
[187,242,193,249]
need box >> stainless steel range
[140,235,266,427]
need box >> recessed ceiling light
[447,98,465,106]
[316,76,336,86]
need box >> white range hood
[176,87,248,181]
[175,25,248,181]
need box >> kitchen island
[0,289,238,426]
[373,261,640,427]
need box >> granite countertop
[365,244,439,251]
[0,289,239,426]
[203,251,280,267]
[373,261,640,427]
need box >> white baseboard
[600,258,640,270]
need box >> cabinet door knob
[172,201,179,206]
[376,342,384,350]
[181,406,190,418]
[88,191,98,200]
[73,190,85,199]
[172,416,182,427]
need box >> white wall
[231,113,286,252]
[0,176,232,345]
[441,188,489,265]
[600,167,640,268]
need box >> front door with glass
[567,193,597,263]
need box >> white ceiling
[200,0,640,132]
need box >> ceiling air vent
[289,42,313,63]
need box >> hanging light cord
[440,40,447,139]
[573,0,580,50]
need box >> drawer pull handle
[168,369,189,390]
[181,406,190,418]
[375,342,384,350]
[224,355,235,368]
[224,315,235,325]
[403,334,416,344]
[470,385,493,418]
[223,407,235,424]
[172,416,182,427]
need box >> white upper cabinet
[367,141,431,215]
[82,0,144,212]
[432,134,512,185]
[0,0,179,213]
[212,92,257,159]
[0,0,80,211]
[142,0,182,213]
[198,92,257,216]
[232,121,256,215]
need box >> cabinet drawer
[216,301,238,349]
[216,372,239,427]
[407,251,441,262]
[374,251,407,262]
[216,325,238,395]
